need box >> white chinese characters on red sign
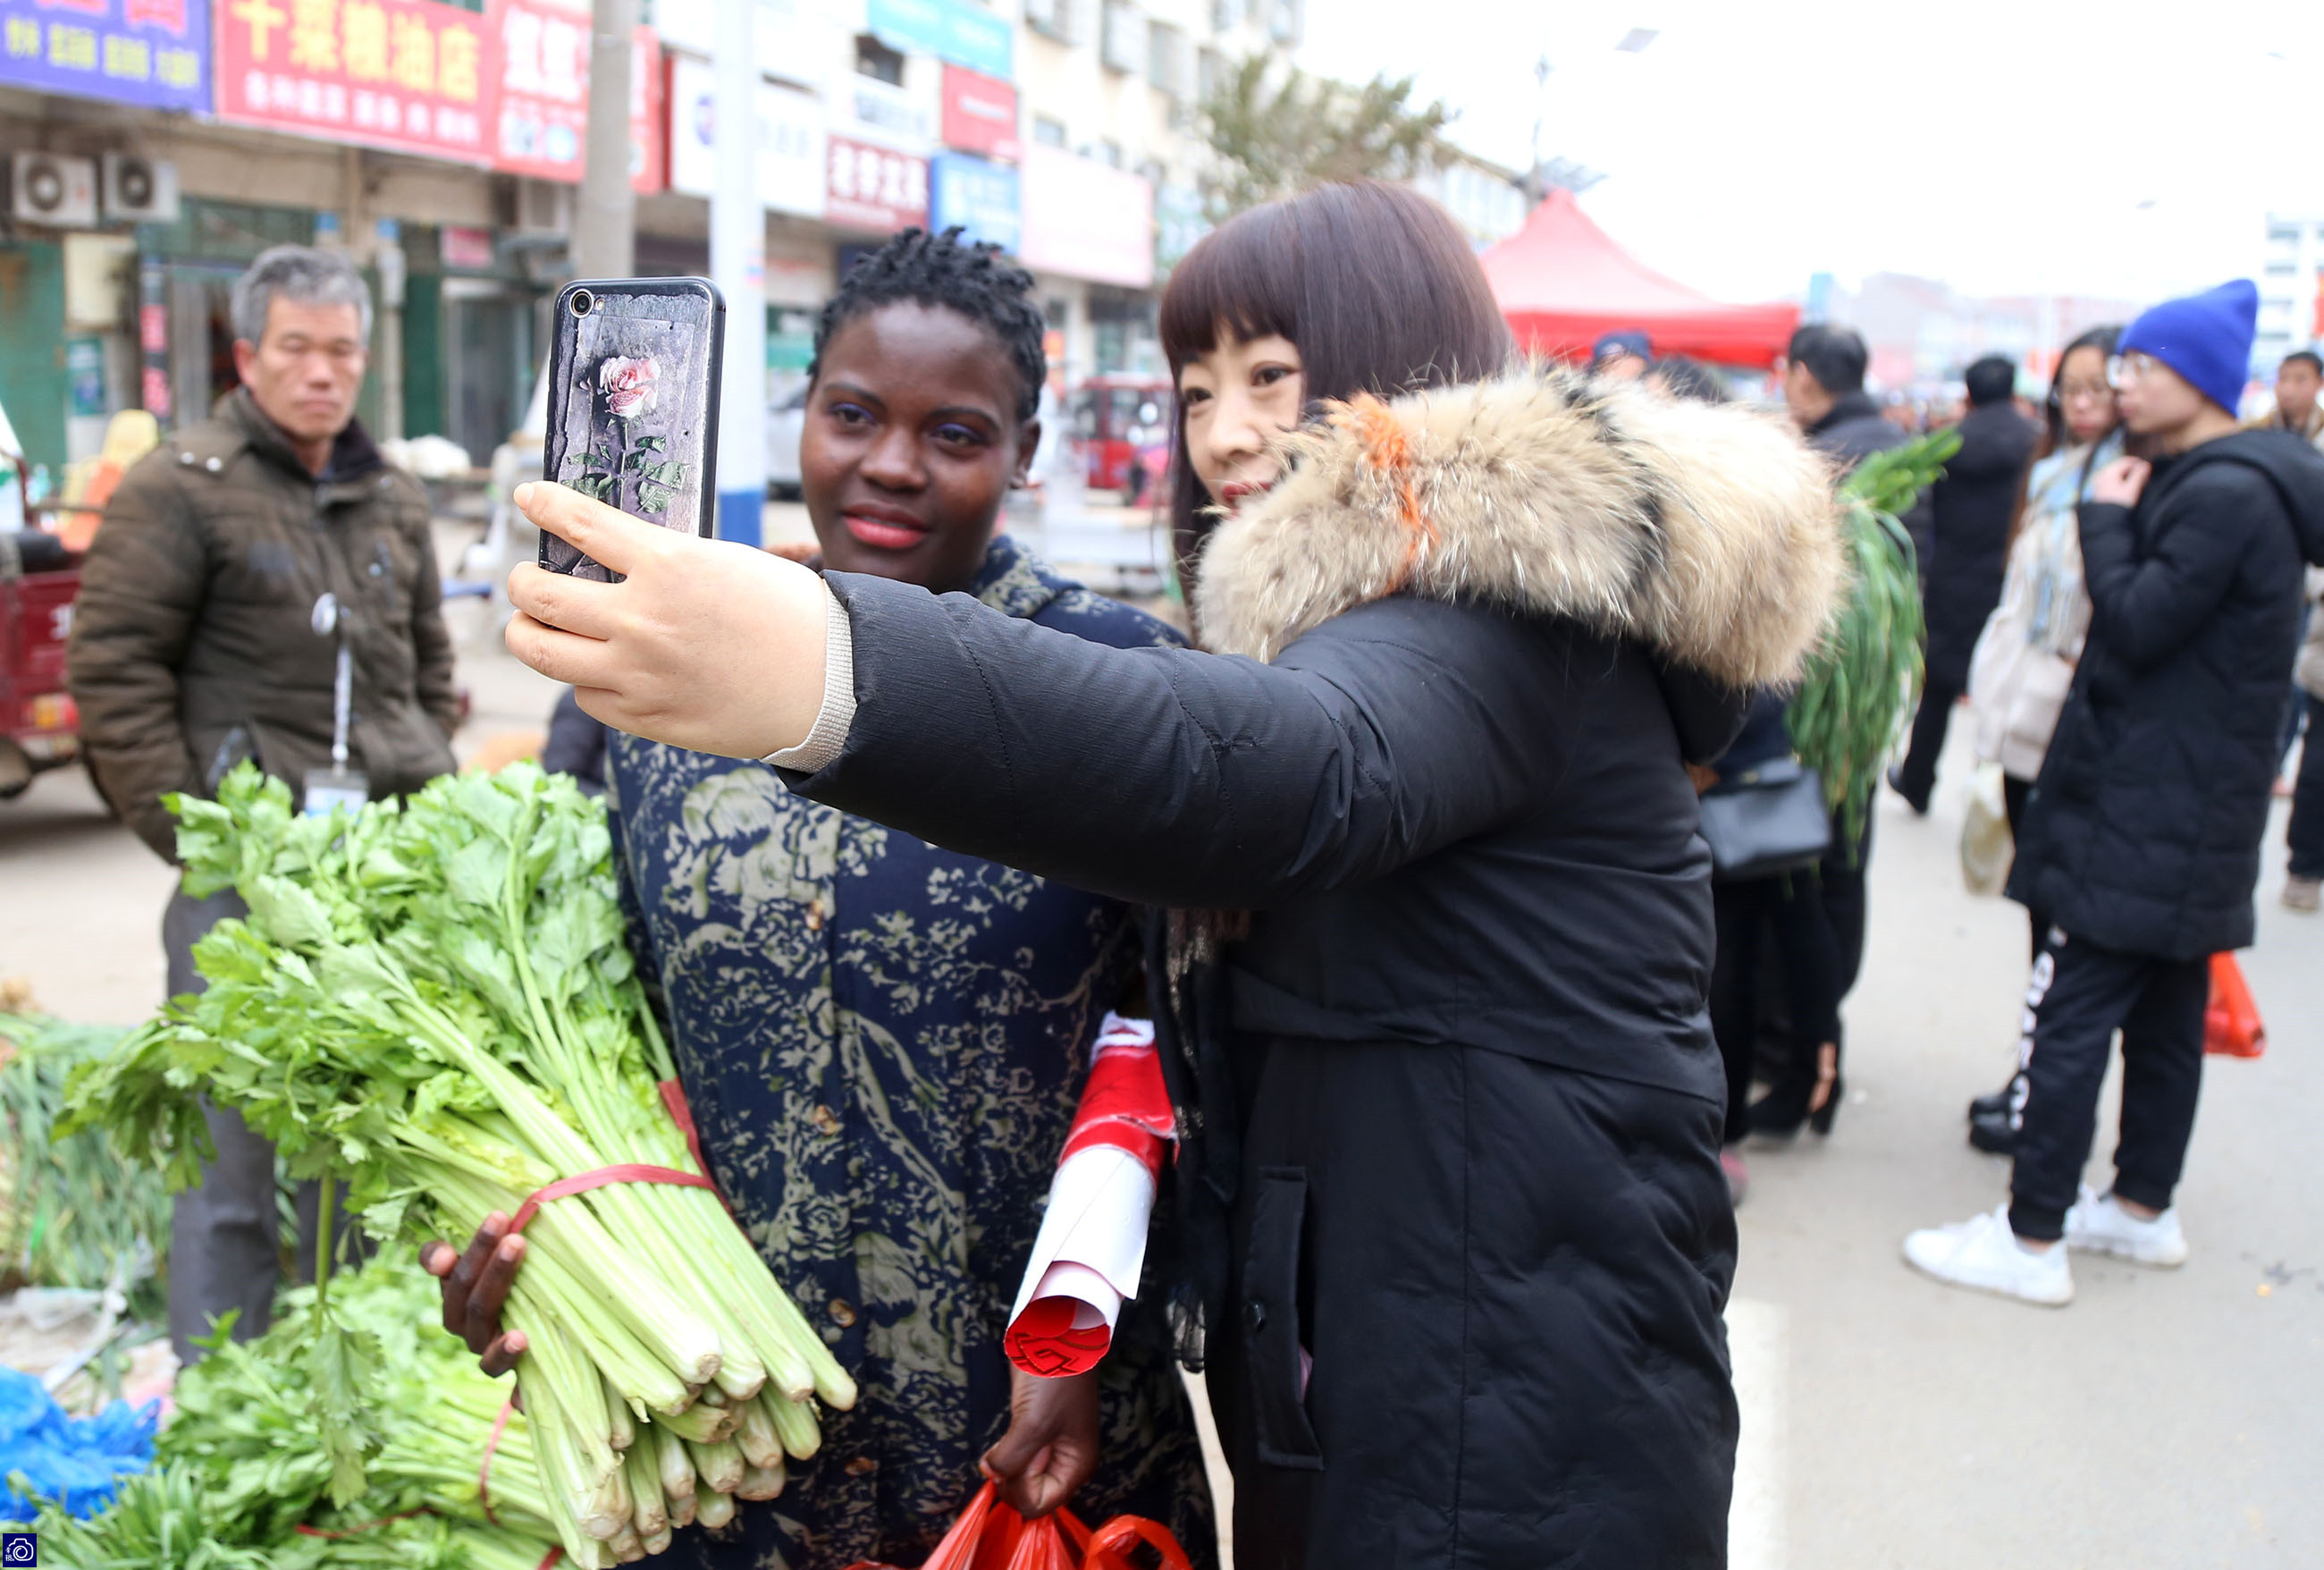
[826,135,928,234]
[214,0,489,162]
[491,0,586,180]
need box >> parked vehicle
[766,382,808,498]
[1074,375,1172,499]
[0,528,81,798]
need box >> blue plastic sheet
[0,1365,157,1519]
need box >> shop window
[1100,0,1145,76]
[855,33,905,86]
[1033,115,1068,148]
[1147,21,1188,96]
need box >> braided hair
[810,226,1047,422]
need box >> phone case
[539,276,726,580]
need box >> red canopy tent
[1479,190,1800,369]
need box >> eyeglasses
[2056,379,2112,405]
[2106,353,2158,390]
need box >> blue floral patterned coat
[605,538,1214,1568]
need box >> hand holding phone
[539,277,724,580]
[507,481,830,760]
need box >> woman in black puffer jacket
[497,183,1845,1568]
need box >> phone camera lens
[568,289,594,317]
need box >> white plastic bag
[1960,762,2012,896]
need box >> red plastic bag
[844,1481,1193,1570]
[2204,953,2265,1059]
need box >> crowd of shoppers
[54,193,2324,1568]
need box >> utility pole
[570,0,637,282]
[710,0,764,545]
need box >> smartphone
[538,276,725,580]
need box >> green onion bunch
[62,764,854,1566]
[1788,428,1958,850]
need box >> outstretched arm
[505,484,1576,910]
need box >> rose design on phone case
[569,355,693,519]
[599,356,659,419]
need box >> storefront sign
[65,337,106,419]
[866,0,1009,82]
[1019,143,1151,289]
[930,151,1017,254]
[843,71,933,151]
[488,0,585,181]
[939,63,1016,163]
[440,224,493,269]
[666,55,824,219]
[627,25,662,193]
[0,0,210,113]
[825,135,928,235]
[214,0,491,163]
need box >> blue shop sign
[930,151,1020,255]
[0,0,210,114]
[867,0,1011,82]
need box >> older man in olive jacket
[66,245,457,1361]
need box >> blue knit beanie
[2119,280,2258,415]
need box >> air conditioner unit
[8,153,99,229]
[102,153,180,223]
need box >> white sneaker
[1903,1204,2074,1305]
[2064,1185,2188,1267]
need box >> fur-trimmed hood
[1191,368,1848,689]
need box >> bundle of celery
[1788,428,1959,848]
[8,1259,560,1568]
[61,763,853,1567]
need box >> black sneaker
[1967,1108,2017,1155]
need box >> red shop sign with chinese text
[214,0,491,163]
[626,24,661,193]
[488,0,583,180]
[939,63,1017,164]
[826,134,928,234]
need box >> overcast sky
[1301,0,2320,306]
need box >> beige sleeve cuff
[762,587,857,772]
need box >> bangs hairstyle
[1158,181,1512,591]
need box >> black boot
[1967,1083,2013,1121]
[1751,1041,1842,1139]
[1967,1107,2017,1155]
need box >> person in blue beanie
[1904,279,2324,1304]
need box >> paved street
[4,646,2317,1563]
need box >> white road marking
[1727,1294,1790,1570]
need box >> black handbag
[1698,756,1831,880]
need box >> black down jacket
[784,372,1846,1567]
[2009,430,2324,958]
[1921,401,2039,688]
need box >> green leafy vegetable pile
[1788,428,1958,848]
[7,1258,560,1567]
[61,764,852,1566]
[2,1013,171,1321]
